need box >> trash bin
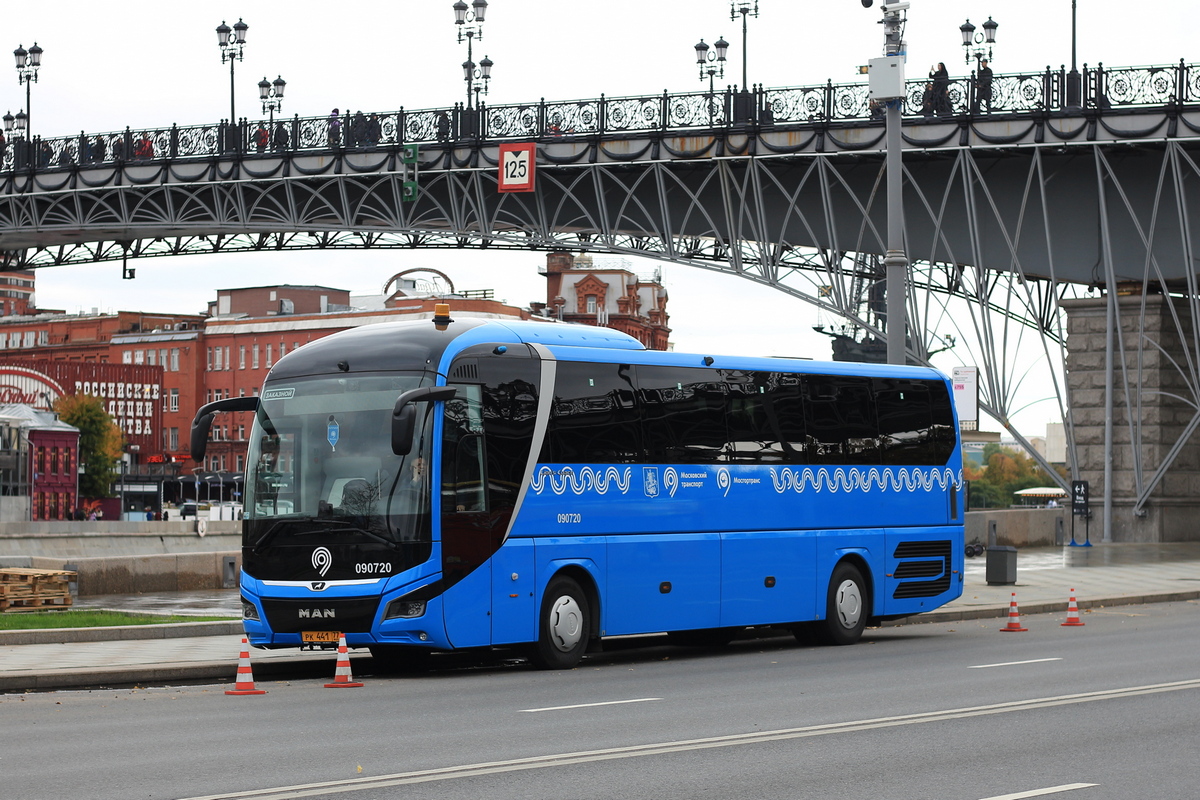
[986,546,1017,586]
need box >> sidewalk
[2,544,1198,693]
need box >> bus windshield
[243,372,434,552]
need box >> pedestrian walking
[974,59,994,114]
[328,108,342,148]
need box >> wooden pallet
[0,568,76,613]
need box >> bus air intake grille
[452,363,478,380]
[891,540,951,599]
[261,597,380,633]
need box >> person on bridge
[254,124,269,153]
[92,135,106,163]
[929,63,951,116]
[272,122,289,152]
[328,109,342,148]
[973,59,994,115]
[133,132,154,160]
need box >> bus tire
[817,562,868,646]
[530,576,590,670]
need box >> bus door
[440,384,494,648]
[439,351,543,647]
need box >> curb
[880,590,1200,627]
[0,651,349,693]
[0,620,244,646]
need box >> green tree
[54,394,124,499]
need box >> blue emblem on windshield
[327,415,340,451]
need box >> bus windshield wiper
[252,517,399,554]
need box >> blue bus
[192,308,964,670]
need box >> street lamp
[694,37,729,125]
[1067,0,1080,108]
[258,75,285,127]
[872,1,909,365]
[959,16,998,67]
[453,0,493,110]
[729,2,759,121]
[215,18,248,125]
[13,42,42,142]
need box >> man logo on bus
[643,467,660,498]
[312,546,333,577]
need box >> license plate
[301,631,341,643]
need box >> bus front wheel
[530,577,590,670]
[817,562,868,646]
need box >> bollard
[222,556,239,589]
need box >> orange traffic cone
[1062,588,1086,627]
[226,636,267,695]
[324,634,364,688]
[1000,592,1028,632]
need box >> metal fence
[1,61,1196,174]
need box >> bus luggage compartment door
[605,533,720,635]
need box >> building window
[169,427,179,451]
[214,347,223,371]
[123,350,134,364]
[24,331,35,347]
[38,330,48,346]
[236,454,245,472]
[279,342,287,358]
[160,348,168,368]
[224,347,231,370]
[586,296,597,314]
[252,344,259,369]
[265,344,273,368]
[207,347,213,371]
[0,333,7,349]
[169,388,179,412]
[170,348,180,372]
[147,349,157,366]
[134,350,145,364]
[239,346,246,369]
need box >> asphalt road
[3,601,1197,800]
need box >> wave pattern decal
[768,467,962,494]
[531,466,633,496]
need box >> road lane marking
[969,657,1064,669]
[519,697,662,712]
[177,677,1200,800]
[979,784,1099,799]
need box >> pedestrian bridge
[4,61,1200,544]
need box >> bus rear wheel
[817,562,868,646]
[530,577,590,670]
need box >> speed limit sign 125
[498,142,536,193]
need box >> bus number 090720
[556,513,582,524]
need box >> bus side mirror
[391,385,458,455]
[190,396,260,461]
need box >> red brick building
[0,402,80,522]
[537,252,671,350]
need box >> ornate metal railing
[1,61,1196,175]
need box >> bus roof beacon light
[433,303,454,329]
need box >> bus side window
[803,375,880,465]
[442,387,488,513]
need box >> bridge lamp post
[872,1,909,366]
[215,18,248,125]
[12,42,42,142]
[729,2,759,121]
[1067,0,1080,108]
[258,75,286,128]
[453,0,492,110]
[959,16,998,67]
[694,37,730,95]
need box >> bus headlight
[384,599,426,620]
[241,597,261,621]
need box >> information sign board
[498,143,536,193]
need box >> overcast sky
[5,0,1186,436]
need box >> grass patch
[0,609,237,630]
